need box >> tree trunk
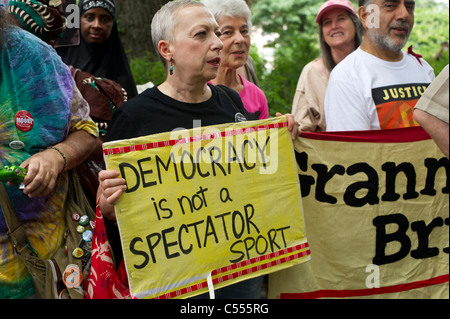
[115,0,170,60]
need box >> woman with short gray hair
[203,0,268,120]
[96,0,299,300]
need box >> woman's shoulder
[299,57,329,83]
[121,85,158,107]
[304,58,327,75]
[212,83,239,97]
[4,27,53,58]
[239,75,266,97]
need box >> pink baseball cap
[315,0,358,24]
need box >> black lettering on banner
[138,157,157,188]
[156,153,179,184]
[268,229,280,252]
[373,214,450,265]
[444,218,449,254]
[179,224,193,254]
[162,227,180,260]
[244,204,260,235]
[147,232,162,264]
[420,158,449,196]
[296,152,315,197]
[204,216,219,247]
[119,162,140,193]
[229,242,245,264]
[373,214,411,266]
[220,188,233,203]
[255,136,270,170]
[180,151,196,180]
[242,140,256,170]
[215,212,231,240]
[295,151,448,207]
[382,162,419,201]
[177,187,209,215]
[210,146,226,177]
[128,199,293,267]
[411,218,444,259]
[312,164,345,204]
[229,227,291,263]
[118,136,275,194]
[255,235,269,255]
[232,211,245,239]
[152,197,173,221]
[187,220,204,249]
[227,142,245,174]
[129,237,149,269]
[344,163,380,207]
[196,147,210,178]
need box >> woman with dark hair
[291,0,362,132]
[57,0,138,99]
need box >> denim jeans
[192,276,264,299]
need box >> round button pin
[82,230,93,242]
[76,225,85,234]
[9,141,25,150]
[79,215,90,226]
[72,213,81,222]
[72,248,84,259]
[15,110,34,132]
[62,264,83,289]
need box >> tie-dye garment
[0,27,74,299]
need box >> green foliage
[258,36,319,116]
[252,0,322,44]
[129,51,167,85]
[252,0,323,115]
[407,7,449,75]
[430,50,449,76]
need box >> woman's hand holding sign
[98,169,127,220]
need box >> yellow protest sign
[103,117,310,299]
[269,127,449,299]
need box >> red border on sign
[152,243,310,299]
[280,274,449,299]
[103,121,289,156]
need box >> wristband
[47,146,67,172]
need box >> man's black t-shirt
[106,83,249,142]
[104,83,249,264]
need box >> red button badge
[15,111,34,132]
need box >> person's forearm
[414,109,449,158]
[51,130,97,172]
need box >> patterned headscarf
[79,0,115,19]
[8,0,66,41]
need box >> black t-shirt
[104,83,249,265]
[106,83,249,142]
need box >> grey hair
[201,0,252,31]
[151,0,206,65]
